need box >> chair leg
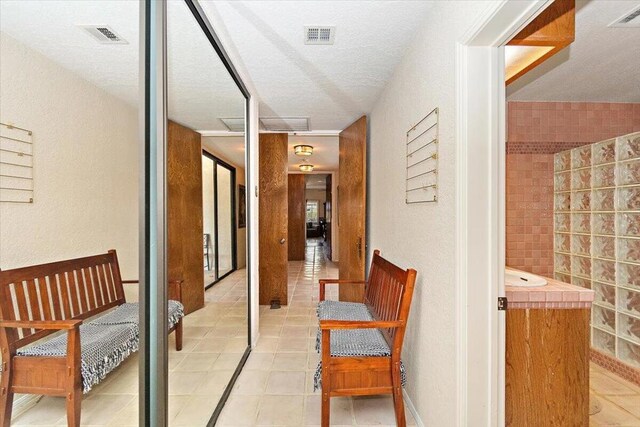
[175,320,183,351]
[66,389,81,427]
[391,362,406,427]
[0,369,14,427]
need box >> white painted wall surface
[367,2,498,425]
[0,33,139,278]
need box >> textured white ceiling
[201,1,433,130]
[202,134,338,172]
[0,0,245,131]
[507,0,640,102]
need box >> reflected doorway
[202,151,237,288]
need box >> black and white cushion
[313,300,407,390]
[90,301,184,330]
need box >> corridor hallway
[216,247,418,425]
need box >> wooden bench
[0,250,184,427]
[316,250,417,427]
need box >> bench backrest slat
[364,250,417,349]
[0,250,126,349]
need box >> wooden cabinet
[506,308,590,426]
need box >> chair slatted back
[364,250,417,349]
[0,250,125,349]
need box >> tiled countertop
[505,269,595,309]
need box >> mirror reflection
[167,1,249,425]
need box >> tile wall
[553,131,640,371]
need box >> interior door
[288,174,306,261]
[338,116,367,302]
[259,133,289,305]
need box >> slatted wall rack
[0,123,33,203]
[406,107,438,204]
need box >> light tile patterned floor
[217,243,418,426]
[589,362,640,427]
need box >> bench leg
[66,390,81,427]
[391,362,406,427]
[0,363,14,427]
[321,391,330,427]
[175,319,183,351]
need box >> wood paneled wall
[168,120,204,314]
[288,174,306,261]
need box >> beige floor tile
[244,352,276,370]
[604,395,640,418]
[304,395,354,426]
[191,337,230,353]
[172,395,221,426]
[352,395,416,426]
[266,371,307,395]
[173,352,219,372]
[105,399,138,426]
[233,369,270,395]
[281,325,311,338]
[254,337,280,353]
[277,337,309,352]
[272,352,309,371]
[217,394,261,426]
[168,371,207,395]
[12,396,66,425]
[192,370,234,395]
[256,395,304,426]
[211,352,244,370]
[56,394,135,426]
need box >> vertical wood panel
[168,120,204,314]
[259,133,288,305]
[339,116,367,301]
[288,174,306,261]
[506,308,589,426]
[325,174,333,260]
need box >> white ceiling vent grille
[304,26,335,45]
[219,118,245,132]
[609,6,640,27]
[79,25,128,44]
[260,117,310,132]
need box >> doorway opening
[202,151,238,288]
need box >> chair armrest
[318,279,366,301]
[0,319,83,330]
[123,279,183,303]
[319,319,403,330]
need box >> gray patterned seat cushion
[17,323,138,393]
[313,300,406,390]
[89,301,184,330]
[16,301,184,394]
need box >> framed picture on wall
[238,184,246,228]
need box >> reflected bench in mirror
[0,250,184,427]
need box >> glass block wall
[554,131,640,369]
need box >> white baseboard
[403,389,424,427]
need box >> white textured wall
[0,33,139,278]
[367,2,496,424]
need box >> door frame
[202,150,238,288]
[454,1,552,425]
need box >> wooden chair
[0,250,183,427]
[317,250,417,427]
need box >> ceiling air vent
[260,117,310,132]
[304,26,335,45]
[80,25,128,44]
[609,6,640,27]
[219,118,245,132]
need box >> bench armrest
[319,319,403,330]
[318,279,366,301]
[123,279,184,302]
[0,319,83,330]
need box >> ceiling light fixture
[299,163,314,172]
[294,144,314,156]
